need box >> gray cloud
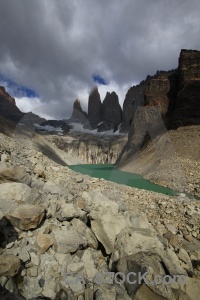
[0,0,200,119]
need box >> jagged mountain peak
[87,86,102,128]
[73,99,83,112]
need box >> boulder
[52,228,87,254]
[134,285,176,300]
[36,233,54,253]
[43,181,62,195]
[116,252,177,299]
[156,248,187,276]
[91,207,132,254]
[71,218,98,249]
[176,248,193,271]
[0,162,7,172]
[67,262,85,274]
[6,204,45,230]
[112,227,164,262]
[0,182,32,202]
[126,210,153,229]
[94,285,116,300]
[33,163,45,177]
[57,203,84,221]
[82,190,119,215]
[0,255,20,277]
[0,166,31,185]
[81,248,100,281]
[0,198,19,214]
[180,277,200,300]
[0,153,9,162]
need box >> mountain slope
[116,125,200,196]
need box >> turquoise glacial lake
[69,164,177,196]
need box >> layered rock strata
[47,133,128,164]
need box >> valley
[0,48,200,300]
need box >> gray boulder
[6,204,45,230]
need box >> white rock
[43,181,62,194]
[91,207,132,254]
[58,203,82,221]
[67,262,84,274]
[112,227,164,262]
[1,153,9,162]
[82,190,119,215]
[81,249,98,281]
[52,229,87,254]
[0,182,31,202]
[165,224,178,234]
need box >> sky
[0,0,200,120]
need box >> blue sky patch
[92,74,108,85]
[0,75,38,98]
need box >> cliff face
[144,71,178,125]
[121,70,178,132]
[122,85,145,131]
[87,87,102,128]
[171,49,200,128]
[0,86,24,122]
[70,99,88,123]
[122,49,200,132]
[0,86,71,134]
[117,49,200,168]
[48,134,128,164]
[98,92,122,132]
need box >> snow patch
[34,123,63,133]
[69,122,126,136]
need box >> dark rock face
[73,99,83,112]
[121,70,178,132]
[171,49,200,128]
[98,92,122,132]
[0,86,70,134]
[70,99,88,123]
[117,49,200,166]
[0,86,24,122]
[144,71,179,128]
[0,86,48,130]
[122,85,145,131]
[88,87,102,128]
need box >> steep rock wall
[47,134,128,164]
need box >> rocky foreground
[0,132,200,300]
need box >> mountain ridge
[0,49,200,137]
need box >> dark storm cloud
[0,0,200,119]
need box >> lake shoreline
[69,163,177,196]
